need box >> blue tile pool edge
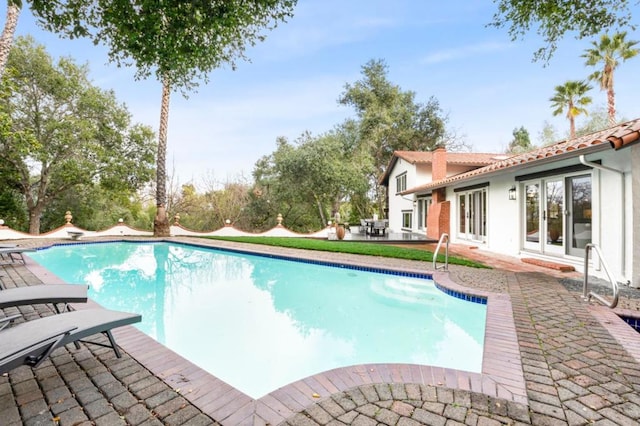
[620,314,640,333]
[31,239,490,306]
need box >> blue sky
[4,1,640,187]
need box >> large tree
[339,59,449,215]
[489,0,636,61]
[252,124,369,232]
[0,36,156,234]
[549,80,592,140]
[507,126,533,154]
[29,1,297,236]
[582,32,639,127]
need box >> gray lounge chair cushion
[0,308,141,374]
[0,247,35,255]
[0,247,36,264]
[0,324,77,374]
[0,284,88,309]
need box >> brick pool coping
[23,238,529,425]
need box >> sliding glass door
[522,174,591,256]
[458,188,487,242]
[567,175,592,256]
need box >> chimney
[432,146,447,181]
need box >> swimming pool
[27,241,487,399]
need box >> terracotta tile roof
[401,118,640,195]
[394,150,506,166]
[380,150,506,185]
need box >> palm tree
[153,78,172,236]
[0,1,21,78]
[582,32,639,127]
[550,80,592,139]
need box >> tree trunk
[27,206,43,235]
[154,79,171,237]
[569,117,576,140]
[607,86,616,127]
[0,3,20,79]
[315,197,326,227]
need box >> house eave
[401,143,611,196]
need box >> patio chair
[0,284,88,313]
[0,308,141,373]
[359,219,368,234]
[372,220,387,236]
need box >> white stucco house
[380,118,640,288]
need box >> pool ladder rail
[582,243,619,309]
[432,233,449,272]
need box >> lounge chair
[0,321,76,374]
[0,247,36,263]
[0,284,88,313]
[0,308,141,374]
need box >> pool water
[27,242,487,399]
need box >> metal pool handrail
[432,233,449,272]
[582,243,619,309]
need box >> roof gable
[380,150,505,185]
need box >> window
[402,211,412,229]
[396,173,407,193]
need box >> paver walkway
[1,239,640,425]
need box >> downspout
[579,155,626,280]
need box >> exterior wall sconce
[508,186,517,200]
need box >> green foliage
[550,80,592,138]
[489,0,635,62]
[30,0,298,93]
[575,105,611,137]
[338,59,449,213]
[250,124,371,232]
[539,105,616,146]
[537,120,559,146]
[40,184,150,231]
[168,180,251,231]
[0,183,27,230]
[204,236,489,268]
[339,59,447,166]
[582,31,639,125]
[0,36,156,234]
[583,32,639,90]
[507,126,533,154]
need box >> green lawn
[204,236,489,269]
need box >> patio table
[363,219,388,235]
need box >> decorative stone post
[277,213,283,226]
[173,213,180,225]
[64,211,73,224]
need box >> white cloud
[421,42,513,64]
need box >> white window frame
[401,210,412,229]
[396,173,407,193]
